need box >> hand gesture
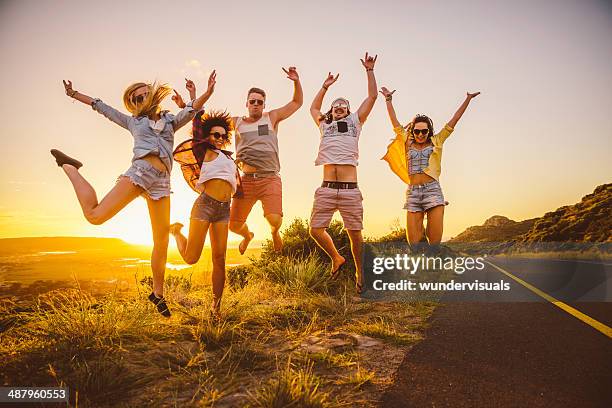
[379,87,396,98]
[360,52,377,70]
[185,77,195,94]
[206,70,216,94]
[171,90,186,108]
[282,66,299,82]
[63,80,75,96]
[467,91,481,99]
[323,72,339,89]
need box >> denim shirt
[91,99,196,171]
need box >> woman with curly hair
[170,110,238,317]
[50,73,216,317]
[380,86,480,251]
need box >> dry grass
[0,256,435,407]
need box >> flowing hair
[192,110,234,165]
[123,82,173,118]
[173,110,239,194]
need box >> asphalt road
[378,257,612,407]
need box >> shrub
[253,218,355,274]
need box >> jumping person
[169,110,238,318]
[229,67,303,254]
[50,72,216,317]
[308,53,378,294]
[380,87,480,250]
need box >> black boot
[50,149,83,169]
[148,292,171,318]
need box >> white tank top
[196,150,238,193]
[315,112,362,166]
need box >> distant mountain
[450,183,612,243]
[449,216,537,243]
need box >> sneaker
[148,292,171,318]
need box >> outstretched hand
[62,80,75,96]
[185,78,195,94]
[360,52,377,70]
[207,70,217,93]
[323,72,339,88]
[380,87,396,98]
[282,66,299,82]
[171,90,186,108]
[467,91,481,99]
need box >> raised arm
[192,70,215,111]
[172,71,216,130]
[171,78,197,109]
[380,87,401,128]
[447,91,480,129]
[269,66,303,128]
[63,79,130,129]
[310,72,339,125]
[356,52,378,124]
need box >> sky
[0,0,611,246]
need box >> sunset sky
[0,0,611,246]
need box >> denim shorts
[191,192,231,223]
[404,180,448,212]
[120,159,170,200]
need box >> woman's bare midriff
[200,179,233,202]
[322,164,357,182]
[409,172,436,185]
[142,154,167,172]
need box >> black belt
[321,181,358,189]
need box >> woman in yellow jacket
[380,87,480,249]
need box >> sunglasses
[132,93,148,104]
[332,103,348,109]
[248,99,264,106]
[413,128,430,136]
[210,132,229,140]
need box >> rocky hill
[450,183,612,243]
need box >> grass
[247,360,330,408]
[1,254,435,407]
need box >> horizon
[1,0,611,246]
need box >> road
[378,257,612,407]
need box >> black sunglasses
[248,99,264,106]
[210,132,229,140]
[132,94,146,104]
[413,128,430,136]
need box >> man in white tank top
[309,53,378,295]
[229,67,303,254]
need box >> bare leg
[208,221,229,314]
[346,229,363,289]
[405,211,426,245]
[171,218,210,265]
[265,213,283,252]
[62,164,142,225]
[309,227,345,274]
[146,196,170,297]
[425,205,445,245]
[229,221,254,255]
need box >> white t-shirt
[315,112,362,166]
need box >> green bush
[227,264,253,290]
[252,254,331,294]
[253,218,355,274]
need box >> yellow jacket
[381,124,454,184]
